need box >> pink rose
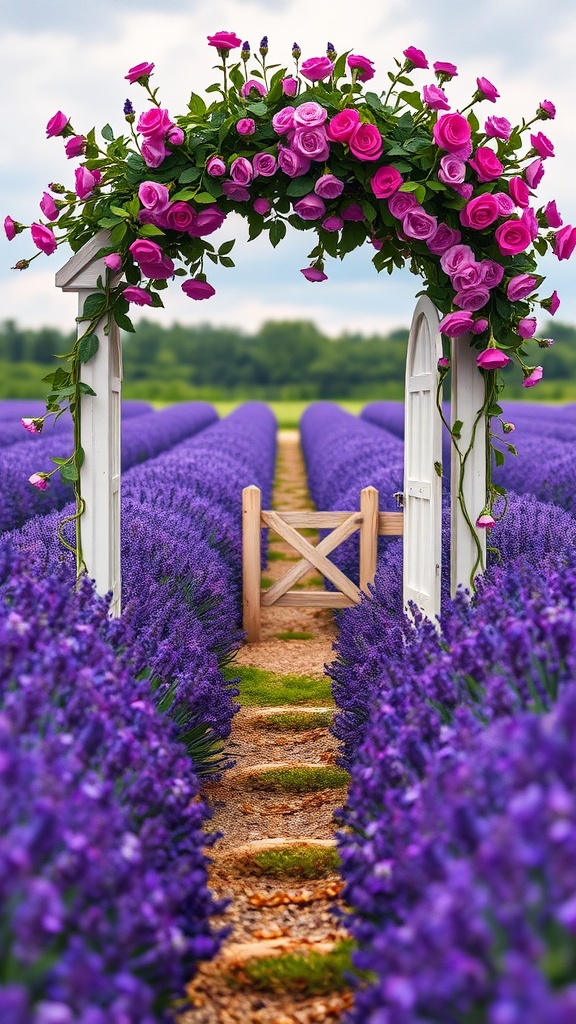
[469,147,503,182]
[454,286,490,311]
[22,418,43,434]
[74,166,101,200]
[403,207,437,240]
[452,263,483,292]
[347,54,375,82]
[322,215,344,232]
[546,291,561,314]
[523,366,543,388]
[545,201,562,228]
[300,56,334,82]
[221,181,250,201]
[530,131,554,159]
[437,154,466,186]
[65,135,86,159]
[272,106,296,135]
[104,253,122,271]
[495,220,532,257]
[525,159,544,189]
[31,223,57,255]
[137,108,173,138]
[282,77,298,97]
[494,193,515,217]
[292,127,330,161]
[427,223,461,255]
[123,286,152,306]
[454,183,474,199]
[141,136,169,168]
[484,116,511,141]
[479,260,504,288]
[521,207,539,241]
[253,198,271,215]
[438,311,474,336]
[46,111,69,138]
[29,473,49,490]
[182,278,216,299]
[433,113,472,158]
[472,319,489,334]
[188,206,226,237]
[477,348,510,370]
[476,77,499,102]
[125,62,154,84]
[4,216,16,241]
[403,46,428,69]
[293,102,327,127]
[539,100,556,119]
[341,203,365,222]
[138,181,170,213]
[327,108,360,143]
[422,84,450,111]
[509,177,530,209]
[371,166,403,199]
[463,194,499,230]
[206,156,227,177]
[507,274,537,301]
[241,79,267,98]
[129,239,174,279]
[349,123,383,161]
[236,118,256,136]
[315,174,344,199]
[554,225,576,261]
[518,318,537,338]
[434,61,457,77]
[294,194,326,221]
[301,266,328,282]
[440,244,475,277]
[207,31,242,52]
[476,513,496,529]
[40,192,58,221]
[230,157,253,185]
[438,356,451,369]
[164,201,197,232]
[167,126,184,146]
[277,146,311,178]
[253,152,277,177]
[388,192,419,219]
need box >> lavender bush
[0,400,152,450]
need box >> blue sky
[1,0,575,336]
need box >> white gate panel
[403,296,443,620]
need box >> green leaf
[269,220,287,248]
[113,312,136,333]
[188,92,207,116]
[101,124,114,142]
[60,463,79,483]
[179,166,202,184]
[139,223,165,236]
[399,90,423,111]
[78,382,97,396]
[494,448,505,467]
[246,101,268,117]
[434,461,443,478]
[468,111,480,134]
[77,333,99,363]
[220,256,235,268]
[110,206,130,219]
[82,293,107,320]
[98,217,123,229]
[218,239,235,255]
[364,92,384,114]
[286,176,316,198]
[109,222,128,247]
[171,188,197,202]
[451,419,463,439]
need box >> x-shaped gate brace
[242,485,403,643]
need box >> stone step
[241,705,335,719]
[224,761,348,793]
[213,837,340,879]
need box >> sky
[1,0,575,338]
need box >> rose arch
[6,33,575,619]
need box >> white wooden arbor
[55,236,487,624]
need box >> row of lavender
[0,403,277,1022]
[0,399,153,448]
[300,401,576,1022]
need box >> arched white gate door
[403,296,443,620]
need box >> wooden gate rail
[242,485,403,643]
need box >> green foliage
[222,664,333,707]
[237,939,355,995]
[249,845,341,879]
[247,765,349,792]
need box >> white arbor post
[55,229,122,616]
[403,296,443,620]
[450,334,486,597]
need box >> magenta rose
[230,157,253,185]
[282,77,298,97]
[531,131,554,159]
[74,167,101,200]
[484,116,511,141]
[525,159,544,189]
[137,108,172,138]
[4,216,16,241]
[433,113,472,158]
[272,107,296,135]
[349,123,383,162]
[31,223,57,255]
[476,513,496,529]
[518,318,537,338]
[221,181,250,201]
[294,194,326,221]
[422,84,450,111]
[495,220,532,257]
[322,215,344,232]
[403,207,437,240]
[40,192,58,221]
[427,223,461,255]
[341,203,365,222]
[277,146,311,178]
[168,128,184,148]
[539,100,556,119]
[236,118,256,136]
[253,198,271,215]
[123,286,152,306]
[554,225,576,261]
[388,192,419,219]
[181,278,216,299]
[300,56,334,81]
[46,111,69,138]
[440,243,475,277]
[403,46,428,69]
[521,207,539,241]
[207,31,242,52]
[452,263,483,292]
[469,147,503,182]
[523,366,543,388]
[129,239,174,279]
[138,181,170,213]
[437,154,466,187]
[494,192,515,216]
[164,201,197,232]
[472,319,489,335]
[545,200,562,228]
[65,135,86,159]
[546,290,560,315]
[454,286,490,311]
[507,274,537,301]
[293,102,327,128]
[476,77,499,102]
[125,62,154,84]
[477,348,510,370]
[454,183,473,200]
[241,79,267,98]
[463,194,499,230]
[348,54,375,82]
[371,166,403,199]
[253,152,277,177]
[292,127,330,161]
[29,473,49,490]
[479,260,504,288]
[327,108,360,143]
[188,205,226,237]
[315,174,344,199]
[434,61,457,77]
[438,311,474,336]
[206,156,227,177]
[141,136,169,168]
[104,253,122,272]
[509,177,530,209]
[301,266,328,282]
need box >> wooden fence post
[55,229,122,617]
[359,486,379,593]
[242,485,262,643]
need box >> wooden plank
[261,511,362,605]
[360,486,379,593]
[263,511,353,529]
[242,486,262,642]
[270,591,357,608]
[378,512,403,535]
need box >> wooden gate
[242,485,403,642]
[403,295,443,620]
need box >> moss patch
[224,666,333,707]
[248,764,349,793]
[262,709,334,731]
[260,576,275,589]
[251,845,340,879]
[237,939,354,995]
[274,630,316,641]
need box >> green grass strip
[249,764,349,793]
[251,845,340,879]
[223,665,333,707]
[240,939,354,995]
[274,630,316,641]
